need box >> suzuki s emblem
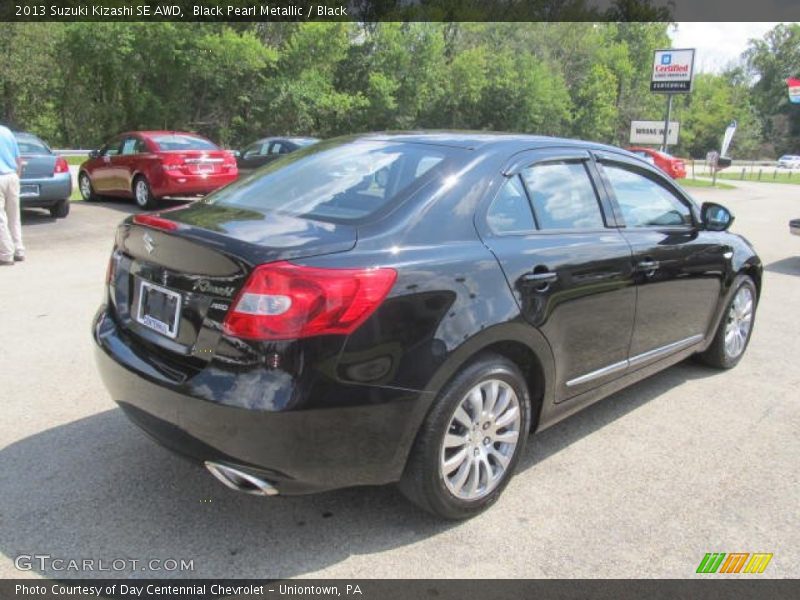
[143,232,156,255]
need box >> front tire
[133,176,157,210]
[50,199,70,218]
[399,353,531,520]
[697,275,757,369]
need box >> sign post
[650,48,695,153]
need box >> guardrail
[52,149,92,156]
[687,159,800,181]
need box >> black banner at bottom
[1,579,798,600]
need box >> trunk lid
[109,202,356,359]
[20,153,56,179]
[160,150,236,176]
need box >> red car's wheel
[133,176,157,210]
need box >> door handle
[520,269,558,292]
[637,260,660,272]
[521,271,558,283]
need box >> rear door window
[521,162,605,230]
[487,176,536,234]
[270,142,288,155]
[121,138,139,155]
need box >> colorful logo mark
[661,53,672,65]
[696,553,773,574]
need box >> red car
[78,131,238,209]
[626,146,687,179]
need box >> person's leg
[6,174,24,259]
[0,175,15,264]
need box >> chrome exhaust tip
[204,461,279,496]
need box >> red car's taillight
[223,261,397,341]
[162,157,183,172]
[132,214,179,231]
[54,156,69,174]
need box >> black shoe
[13,254,24,262]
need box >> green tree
[673,73,761,159]
[745,23,800,155]
[0,24,65,143]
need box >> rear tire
[696,275,757,369]
[78,172,98,201]
[399,353,531,520]
[50,199,70,219]
[133,176,157,210]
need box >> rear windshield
[150,134,218,151]
[15,136,49,154]
[206,140,454,222]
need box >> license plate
[136,280,181,339]
[196,162,214,173]
[20,184,39,197]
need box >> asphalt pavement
[0,183,798,579]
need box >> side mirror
[88,149,100,159]
[701,202,734,231]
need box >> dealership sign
[651,49,695,93]
[630,121,679,145]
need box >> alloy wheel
[135,180,150,207]
[79,175,92,200]
[439,379,521,501]
[724,286,754,359]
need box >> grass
[679,178,736,190]
[64,155,88,166]
[712,170,800,184]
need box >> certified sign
[630,121,679,145]
[651,48,695,93]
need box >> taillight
[54,157,69,174]
[162,158,183,172]
[132,214,179,231]
[223,262,397,340]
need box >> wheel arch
[422,323,555,433]
[740,261,762,300]
[131,171,148,189]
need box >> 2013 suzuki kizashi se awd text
[94,133,762,519]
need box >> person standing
[0,123,24,266]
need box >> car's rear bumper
[92,305,431,494]
[153,172,237,198]
[19,172,72,205]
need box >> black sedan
[235,136,319,173]
[94,133,761,519]
[16,131,72,218]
